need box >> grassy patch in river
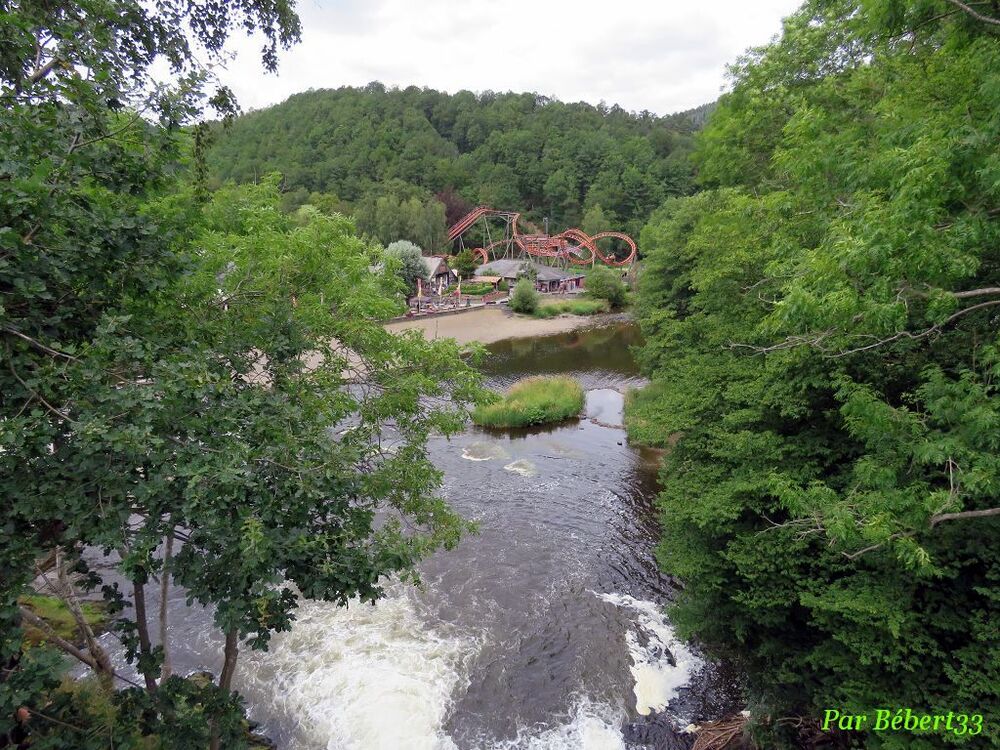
[472,375,585,428]
[530,298,609,319]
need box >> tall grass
[530,299,608,319]
[472,376,585,428]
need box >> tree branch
[930,507,1000,526]
[17,607,98,670]
[943,0,1000,25]
[953,286,1000,299]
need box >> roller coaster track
[448,206,637,267]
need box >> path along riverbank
[384,304,630,345]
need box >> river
[108,320,739,749]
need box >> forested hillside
[630,0,999,746]
[205,85,701,245]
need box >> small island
[472,376,585,428]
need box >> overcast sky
[218,0,803,116]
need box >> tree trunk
[209,628,240,750]
[159,530,174,679]
[132,579,158,692]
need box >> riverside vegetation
[627,1,1000,747]
[471,376,585,428]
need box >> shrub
[452,248,478,278]
[447,281,494,296]
[584,265,627,308]
[509,278,539,313]
[531,299,608,318]
[385,240,429,292]
[623,383,674,448]
[472,376,584,428]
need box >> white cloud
[218,0,803,115]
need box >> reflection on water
[112,321,739,749]
[481,321,645,391]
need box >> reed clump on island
[472,376,585,428]
[531,299,609,319]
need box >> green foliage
[447,281,495,296]
[452,248,479,278]
[472,376,585,428]
[205,86,701,239]
[531,299,608,318]
[0,1,304,744]
[622,383,674,448]
[632,2,1000,744]
[584,265,628,308]
[509,278,540,314]
[385,239,430,291]
[0,5,488,746]
[356,192,447,250]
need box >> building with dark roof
[474,259,586,293]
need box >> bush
[472,376,584,428]
[531,299,608,318]
[385,240,428,292]
[447,281,494,296]
[509,278,539,313]
[623,383,674,448]
[584,265,627,308]
[452,248,478,278]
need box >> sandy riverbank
[385,305,615,345]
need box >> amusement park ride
[446,206,637,267]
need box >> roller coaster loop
[447,206,637,267]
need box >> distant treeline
[206,84,709,248]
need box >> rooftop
[475,259,585,282]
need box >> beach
[384,305,610,345]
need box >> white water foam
[236,589,475,750]
[488,697,626,750]
[596,593,703,716]
[461,441,510,462]
[503,459,538,477]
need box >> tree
[0,5,484,748]
[509,278,539,314]
[581,204,613,236]
[385,239,430,293]
[584,265,627,309]
[631,2,1000,745]
[452,248,479,279]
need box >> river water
[112,320,739,749]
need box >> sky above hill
[219,0,803,116]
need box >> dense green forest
[205,86,707,245]
[629,0,999,746]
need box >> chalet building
[474,259,586,293]
[421,255,455,290]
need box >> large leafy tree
[1,3,483,748]
[633,1,999,746]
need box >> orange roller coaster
[447,206,637,267]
